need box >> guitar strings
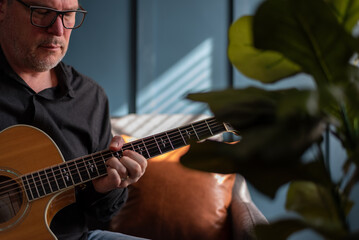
[0,119,225,202]
[0,118,224,201]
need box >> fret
[155,132,174,154]
[26,174,39,199]
[21,175,33,201]
[141,139,151,158]
[46,168,58,192]
[207,120,226,135]
[74,160,84,182]
[91,155,101,177]
[38,170,52,195]
[83,155,99,179]
[78,158,91,182]
[130,142,135,151]
[52,166,65,190]
[52,165,66,190]
[205,120,214,136]
[131,140,150,159]
[192,121,213,140]
[97,152,108,176]
[44,169,53,193]
[167,129,187,148]
[190,124,200,140]
[177,128,188,145]
[68,161,81,185]
[165,132,175,150]
[180,126,195,143]
[63,163,75,187]
[114,149,124,159]
[143,136,161,157]
[33,172,45,197]
[153,136,163,154]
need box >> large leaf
[188,88,278,130]
[185,88,328,198]
[255,218,348,240]
[286,181,353,231]
[181,141,330,198]
[325,0,359,34]
[228,15,300,83]
[187,88,323,129]
[252,0,356,85]
[187,89,327,166]
[254,219,311,240]
[181,140,303,198]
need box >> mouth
[40,44,62,51]
[38,39,65,53]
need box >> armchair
[108,114,267,240]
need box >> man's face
[0,0,78,72]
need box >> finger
[106,157,128,178]
[109,136,125,151]
[106,161,131,188]
[120,157,141,180]
[123,150,147,173]
[120,154,147,181]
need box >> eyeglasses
[15,0,87,29]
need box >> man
[0,0,148,239]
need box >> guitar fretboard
[21,117,227,201]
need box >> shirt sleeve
[76,182,128,222]
[76,88,128,222]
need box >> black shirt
[0,47,128,240]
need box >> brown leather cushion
[109,136,235,240]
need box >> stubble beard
[21,39,67,72]
[1,14,67,72]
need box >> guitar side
[0,125,75,240]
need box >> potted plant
[181,0,359,239]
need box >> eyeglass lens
[31,8,85,29]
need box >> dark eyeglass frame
[15,0,87,29]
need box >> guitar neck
[21,117,227,201]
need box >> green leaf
[255,218,348,240]
[185,88,330,198]
[181,140,331,199]
[187,89,327,167]
[188,88,277,130]
[325,0,359,34]
[255,219,308,240]
[187,87,324,129]
[180,141,240,174]
[228,15,301,83]
[181,140,304,198]
[286,181,349,230]
[276,90,320,117]
[252,0,356,85]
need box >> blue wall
[64,0,358,239]
[65,0,131,115]
[65,0,230,116]
[136,0,229,114]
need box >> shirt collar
[53,62,75,99]
[0,46,75,99]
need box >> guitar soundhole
[0,176,23,224]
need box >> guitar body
[0,125,75,240]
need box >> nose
[46,15,64,36]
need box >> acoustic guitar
[0,117,229,239]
